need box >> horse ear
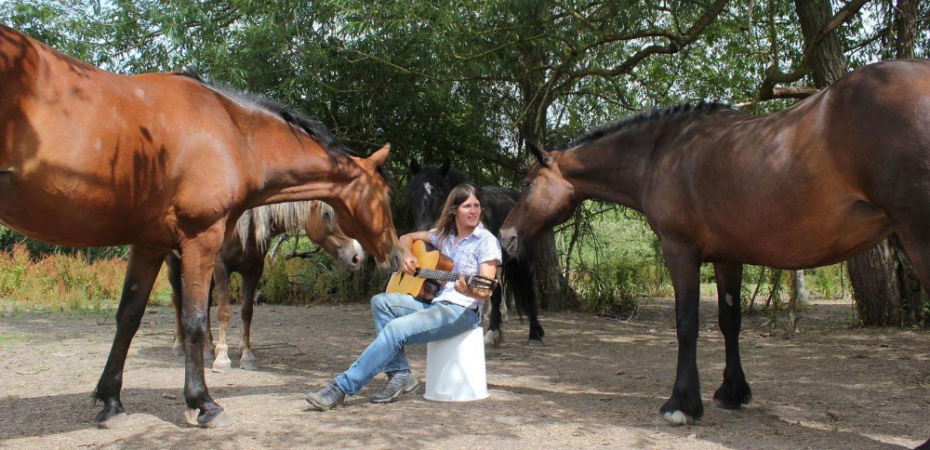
[526,140,550,167]
[368,144,391,167]
[410,158,420,175]
[440,158,451,176]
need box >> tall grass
[557,206,851,316]
[0,244,172,311]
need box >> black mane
[557,101,733,151]
[176,68,354,161]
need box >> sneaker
[306,382,345,411]
[370,370,419,404]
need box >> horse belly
[0,171,168,247]
[708,199,892,269]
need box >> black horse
[407,159,544,346]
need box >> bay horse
[499,60,930,448]
[168,200,365,372]
[407,159,544,346]
[0,25,401,428]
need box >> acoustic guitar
[385,240,498,301]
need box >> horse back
[0,26,260,247]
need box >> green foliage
[558,205,670,315]
[258,251,387,305]
[1,0,926,318]
[0,244,172,311]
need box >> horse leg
[93,246,166,428]
[166,252,185,356]
[484,287,504,347]
[178,231,233,428]
[518,260,544,347]
[238,260,263,371]
[658,244,704,426]
[211,262,233,373]
[712,262,752,409]
[168,253,214,361]
[203,278,216,363]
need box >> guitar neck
[415,268,470,283]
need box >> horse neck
[559,132,652,212]
[239,117,360,209]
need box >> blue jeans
[333,293,480,396]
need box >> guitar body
[385,240,453,300]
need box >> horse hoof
[713,396,742,410]
[526,339,545,347]
[239,359,259,371]
[172,344,184,356]
[484,330,503,347]
[186,409,235,428]
[184,409,200,426]
[658,411,694,426]
[98,412,130,429]
[202,411,235,429]
[212,360,232,373]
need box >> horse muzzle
[499,227,522,258]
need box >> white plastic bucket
[424,326,488,402]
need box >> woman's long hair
[432,183,484,243]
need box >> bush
[0,244,172,311]
[560,207,671,316]
[258,251,388,305]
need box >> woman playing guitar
[306,183,501,409]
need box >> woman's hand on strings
[454,275,469,294]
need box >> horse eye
[521,180,531,189]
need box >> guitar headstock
[466,275,499,292]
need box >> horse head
[332,145,401,273]
[500,141,578,257]
[407,158,467,231]
[305,201,366,272]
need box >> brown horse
[500,60,930,448]
[168,200,364,372]
[0,25,401,428]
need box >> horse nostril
[352,255,361,266]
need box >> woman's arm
[454,261,498,301]
[398,231,433,274]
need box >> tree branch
[758,0,871,100]
[563,0,730,80]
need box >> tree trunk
[848,239,902,325]
[890,234,924,325]
[793,0,847,87]
[787,270,808,336]
[515,2,575,312]
[894,0,919,60]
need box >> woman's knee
[380,321,408,347]
[371,293,389,309]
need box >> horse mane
[175,68,354,162]
[234,201,316,252]
[557,101,733,151]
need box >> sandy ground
[0,297,928,450]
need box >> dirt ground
[0,297,928,450]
